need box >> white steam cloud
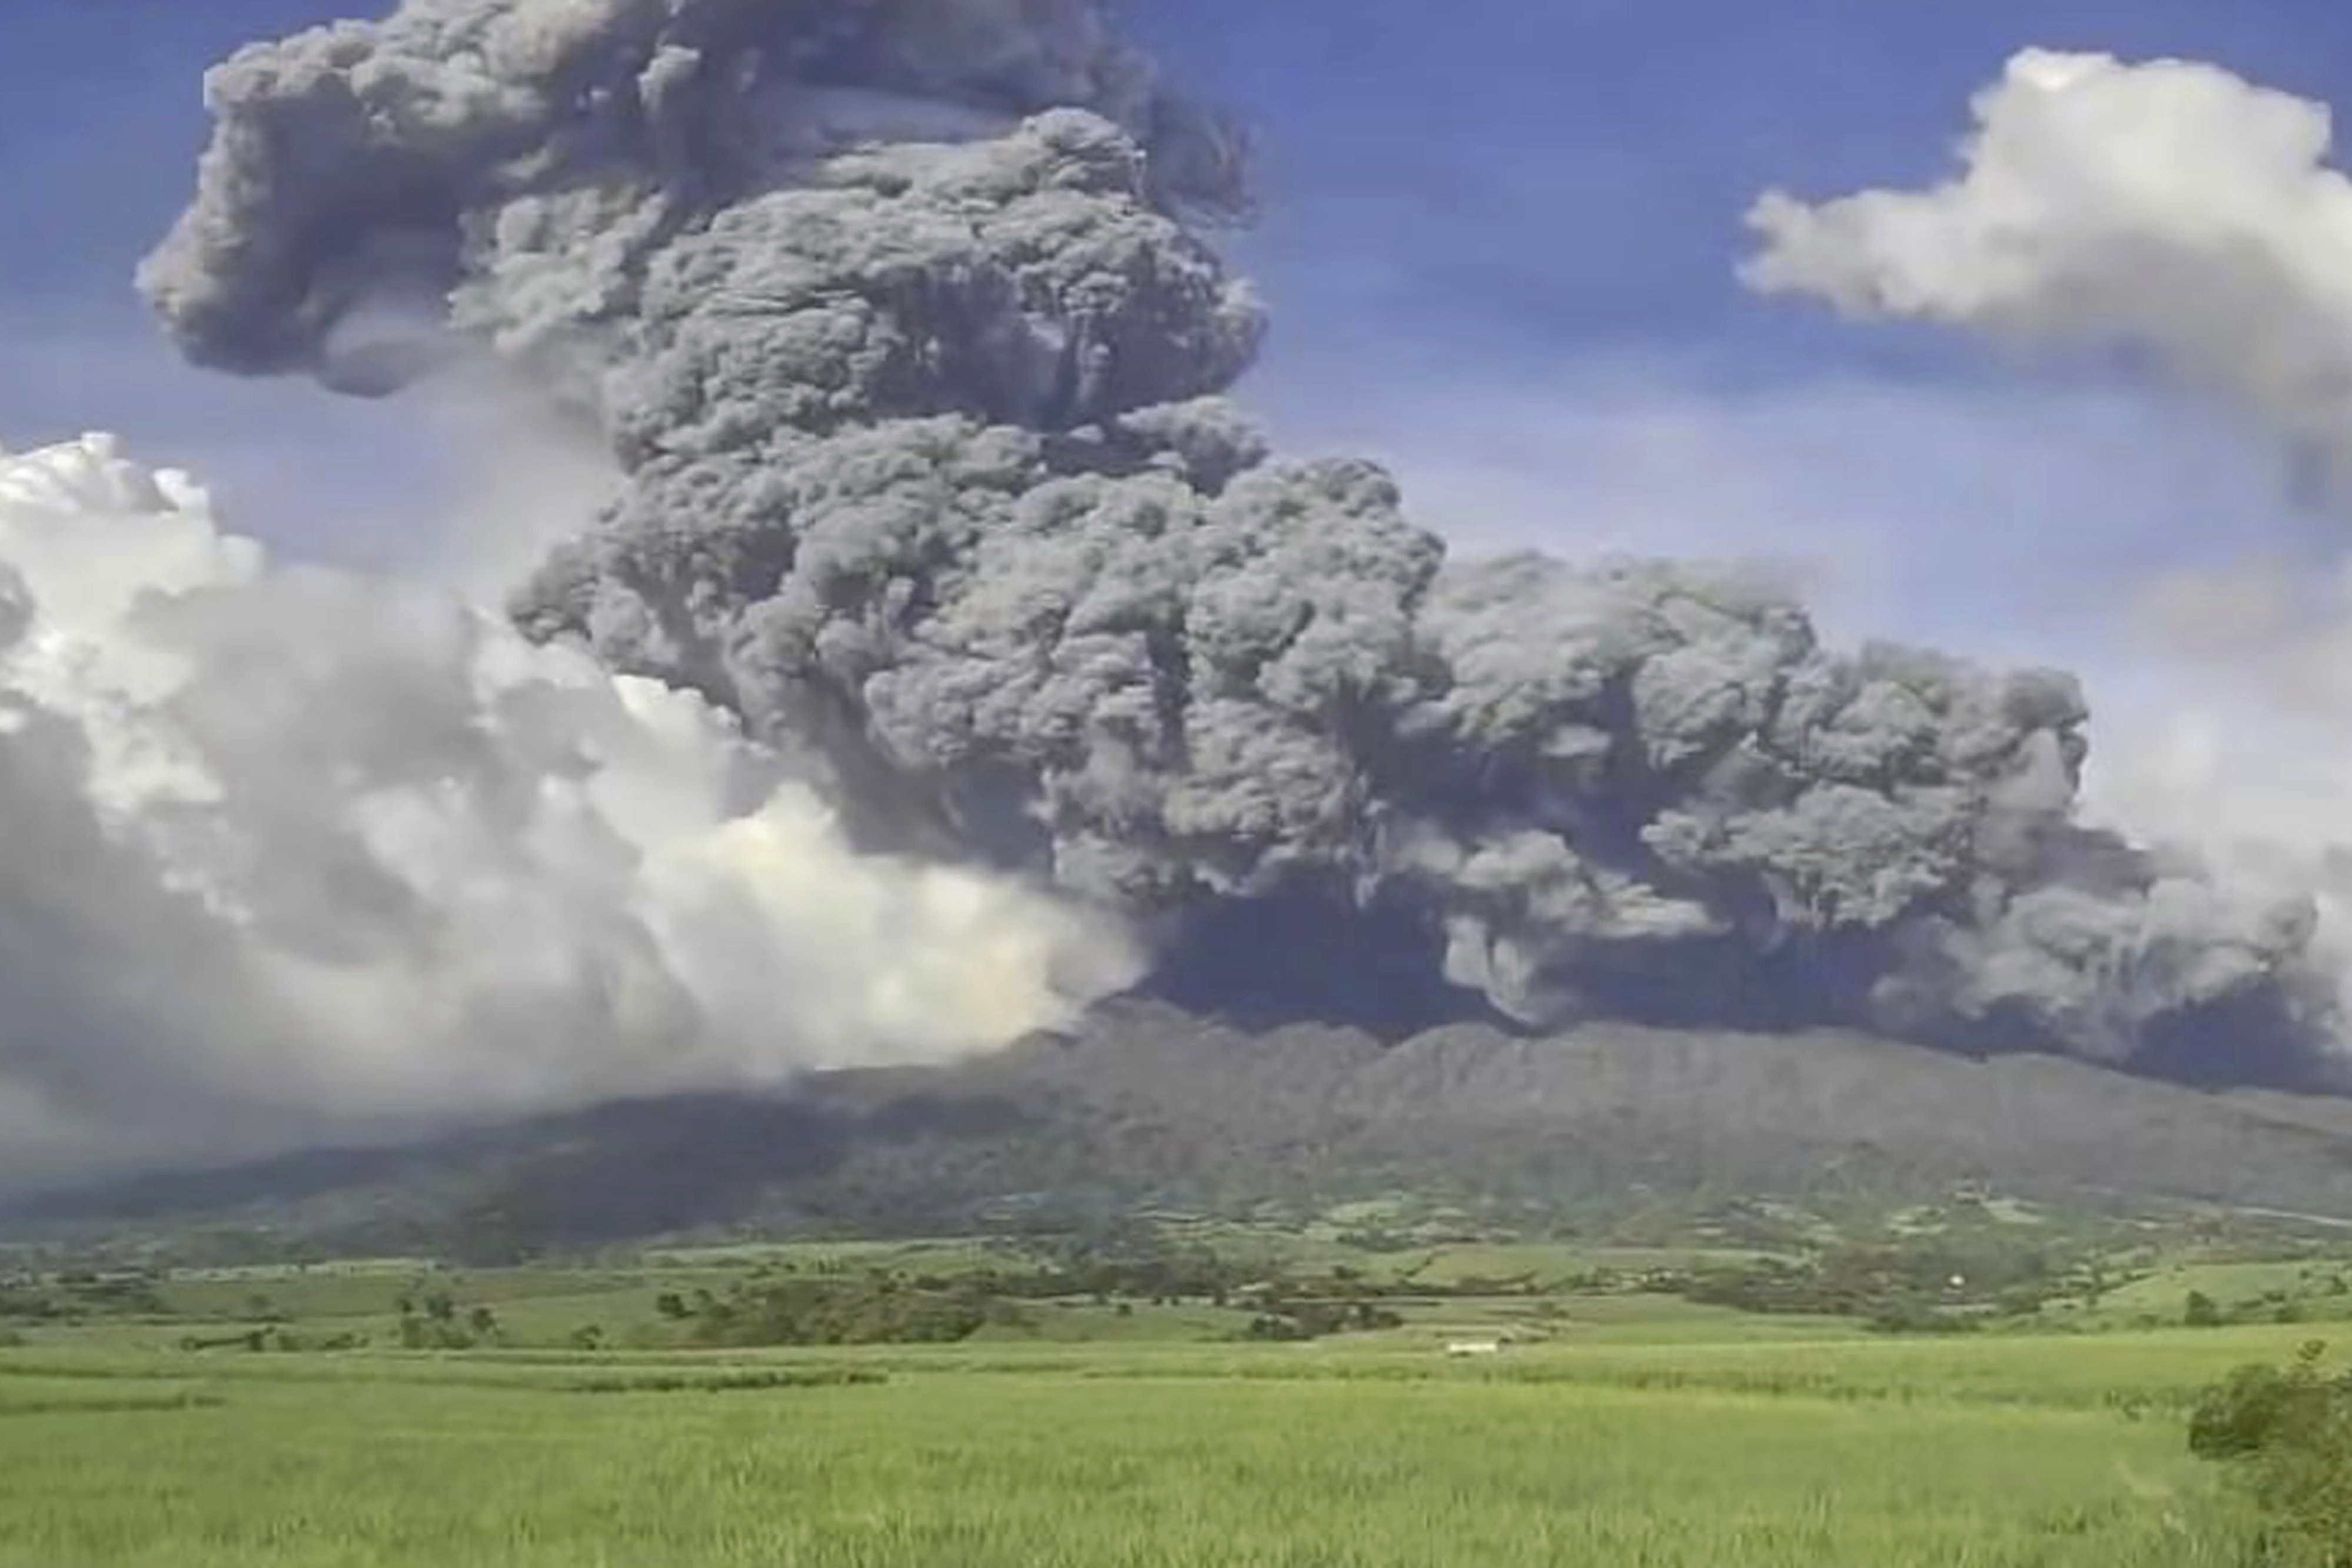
[0,434,1137,1182]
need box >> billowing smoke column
[140,2,2337,1079]
[0,434,1134,1181]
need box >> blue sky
[5,1,2352,670]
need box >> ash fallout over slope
[140,0,2335,1084]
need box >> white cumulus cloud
[1745,47,2352,489]
[0,434,1137,1183]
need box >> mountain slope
[18,1006,2352,1256]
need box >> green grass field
[0,1315,2302,1564]
[8,1222,2346,1564]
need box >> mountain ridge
[17,1006,2352,1258]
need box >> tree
[2187,1290,2224,1329]
[2081,1263,2110,1310]
[2191,1344,2352,1561]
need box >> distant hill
[17,1004,2352,1260]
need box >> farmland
[0,1333,2286,1566]
[1,1216,2340,1566]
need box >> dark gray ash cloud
[141,0,2340,1083]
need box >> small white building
[1445,1338,1504,1357]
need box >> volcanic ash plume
[139,2,2337,1081]
[0,434,1135,1180]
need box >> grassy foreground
[0,1330,2277,1567]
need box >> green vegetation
[670,1275,1007,1346]
[0,1270,162,1321]
[0,1328,2273,1566]
[2191,1342,2352,1563]
[10,1204,2352,1562]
